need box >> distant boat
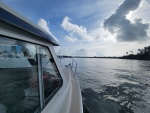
[0,2,83,113]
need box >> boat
[0,2,83,113]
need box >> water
[60,58,150,113]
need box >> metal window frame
[37,45,45,109]
[39,45,63,105]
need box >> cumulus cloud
[55,47,70,56]
[38,18,58,42]
[76,48,88,56]
[103,0,149,42]
[61,16,93,42]
[65,35,78,42]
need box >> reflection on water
[61,58,150,113]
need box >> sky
[1,0,150,57]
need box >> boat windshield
[0,36,62,113]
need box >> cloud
[37,18,59,42]
[96,51,104,56]
[103,0,149,42]
[55,46,89,56]
[55,47,71,56]
[61,16,86,35]
[65,35,78,42]
[76,48,88,56]
[146,0,150,2]
[61,16,93,42]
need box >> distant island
[57,45,150,60]
[120,45,150,60]
[57,55,119,59]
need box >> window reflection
[41,47,61,100]
[0,37,40,113]
[0,37,62,112]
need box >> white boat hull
[41,67,83,113]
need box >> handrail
[71,58,77,76]
[58,57,77,76]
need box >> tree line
[120,46,150,60]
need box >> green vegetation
[120,46,150,60]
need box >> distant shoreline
[57,55,150,60]
[119,54,150,60]
[57,55,119,59]
[57,45,150,60]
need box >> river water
[60,58,150,113]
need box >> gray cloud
[146,0,150,2]
[103,0,149,42]
[76,48,88,56]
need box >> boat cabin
[0,2,83,113]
